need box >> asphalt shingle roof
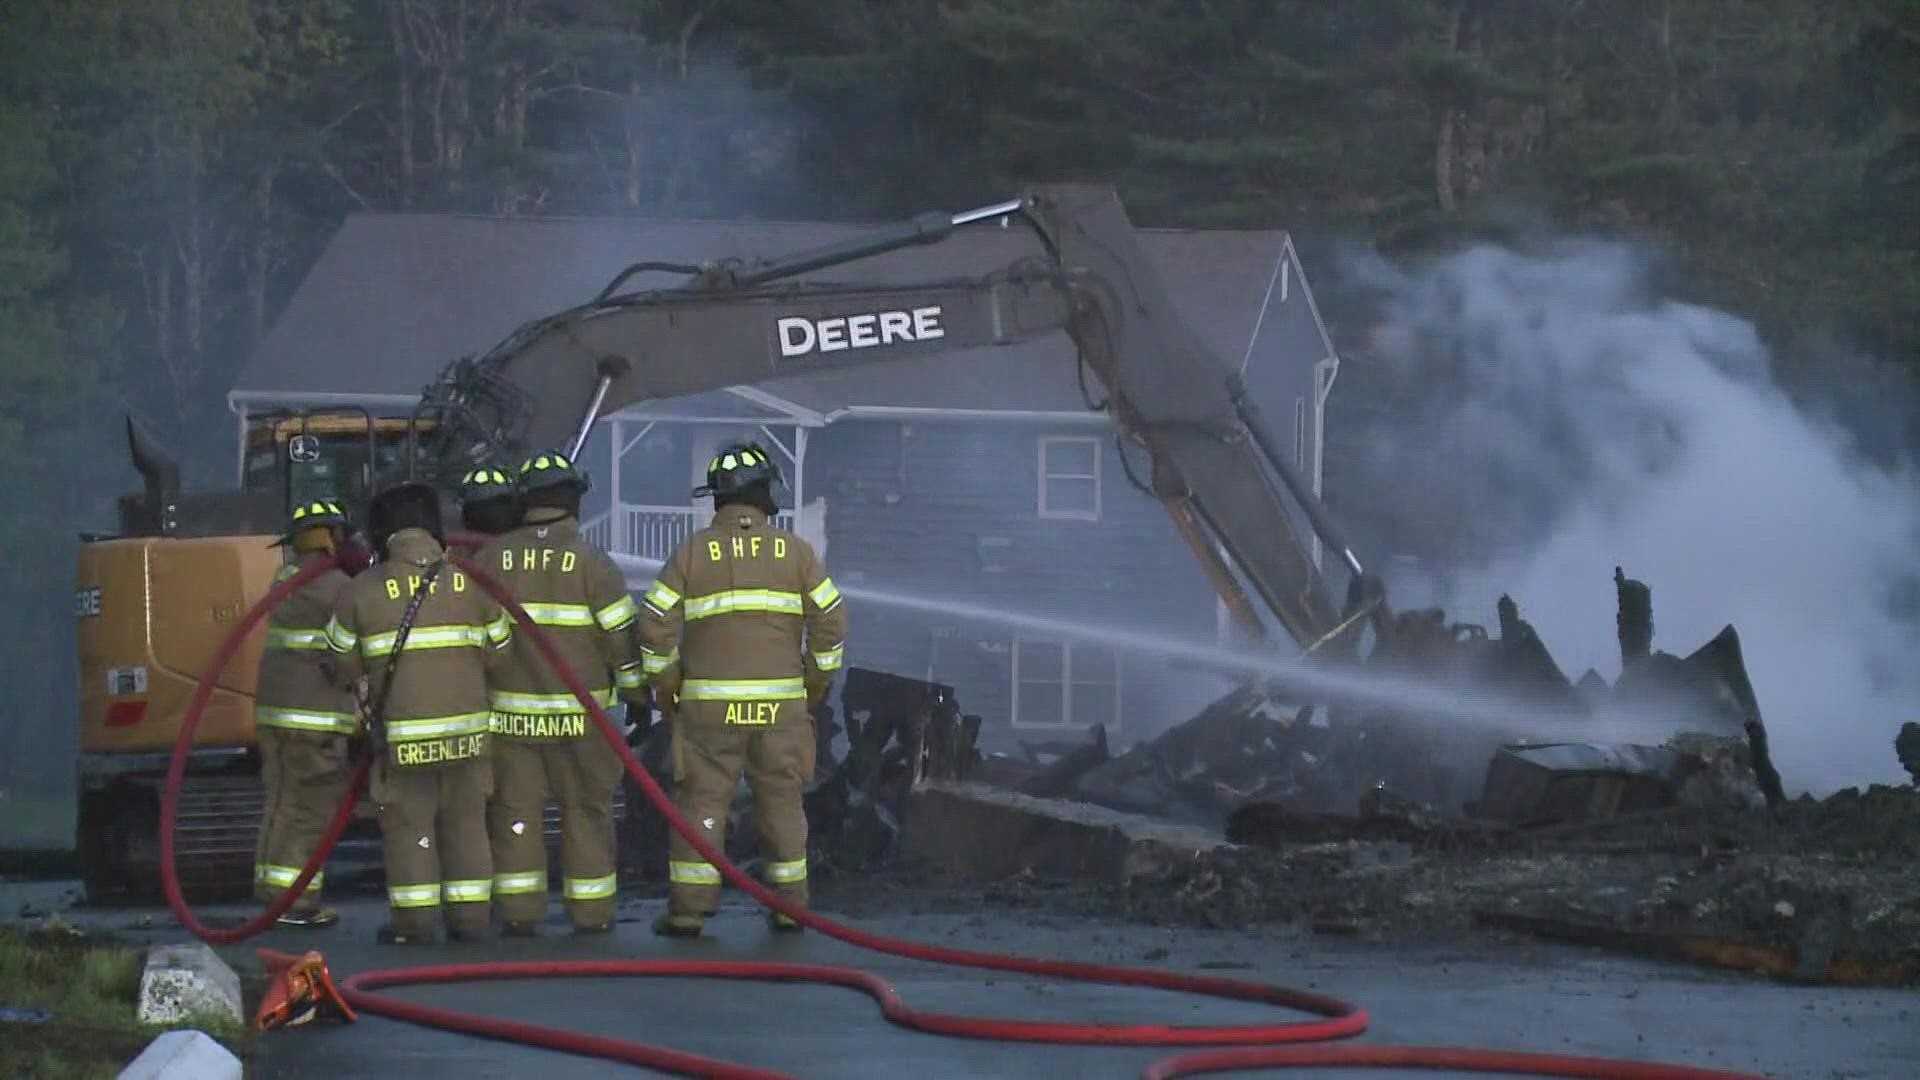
[235,212,1298,418]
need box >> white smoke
[1343,239,1920,795]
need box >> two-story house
[233,209,1342,747]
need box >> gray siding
[803,418,1221,745]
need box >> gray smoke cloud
[1342,239,1920,795]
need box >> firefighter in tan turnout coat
[479,450,646,935]
[251,499,359,928]
[641,442,847,937]
[326,482,514,944]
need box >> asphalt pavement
[3,879,1914,1079]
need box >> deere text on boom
[776,307,945,358]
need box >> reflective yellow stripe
[521,602,595,627]
[361,624,488,657]
[669,861,720,886]
[596,595,639,631]
[255,706,357,734]
[255,864,322,890]
[614,663,645,690]
[563,874,617,900]
[273,564,300,584]
[386,712,491,741]
[325,616,357,652]
[765,859,808,884]
[485,610,513,646]
[680,677,807,702]
[683,589,803,621]
[811,644,844,672]
[640,647,678,675]
[493,871,546,896]
[809,578,841,611]
[389,883,441,908]
[487,688,615,715]
[265,627,332,651]
[643,580,681,614]
[443,879,491,903]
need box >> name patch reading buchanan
[395,732,488,766]
[493,714,588,738]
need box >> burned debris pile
[892,567,1920,986]
[987,568,1781,830]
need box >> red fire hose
[159,542,1766,1079]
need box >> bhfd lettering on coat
[384,572,468,600]
[776,306,944,358]
[501,547,578,573]
[707,535,786,562]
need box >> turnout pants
[372,755,494,937]
[488,731,625,929]
[667,707,815,917]
[253,726,351,910]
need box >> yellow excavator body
[75,534,279,756]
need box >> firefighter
[480,449,645,935]
[640,442,847,937]
[457,465,522,538]
[251,499,359,929]
[325,481,513,944]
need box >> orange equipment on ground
[255,948,357,1031]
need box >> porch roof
[234,211,1295,422]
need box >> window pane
[1017,640,1064,682]
[1017,681,1065,726]
[1043,439,1097,478]
[1072,645,1118,683]
[1069,683,1117,729]
[1043,476,1097,516]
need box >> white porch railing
[581,503,795,563]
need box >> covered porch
[577,388,825,562]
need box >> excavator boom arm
[418,185,1365,651]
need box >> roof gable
[234,211,1322,417]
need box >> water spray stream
[609,553,1706,746]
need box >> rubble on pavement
[890,567,1918,985]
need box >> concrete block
[136,942,243,1027]
[899,779,1231,884]
[117,1029,242,1080]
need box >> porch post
[609,416,625,554]
[234,405,249,486]
[792,426,807,525]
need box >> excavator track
[170,772,270,900]
[81,762,635,906]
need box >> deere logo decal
[776,306,945,358]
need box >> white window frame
[1009,638,1123,730]
[1037,436,1102,521]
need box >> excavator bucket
[255,948,357,1031]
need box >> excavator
[410,185,1382,650]
[75,411,423,899]
[74,183,1775,901]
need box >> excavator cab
[240,409,438,525]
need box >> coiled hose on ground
[159,542,1766,1079]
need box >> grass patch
[0,923,255,1079]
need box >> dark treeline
[1,0,1914,798]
